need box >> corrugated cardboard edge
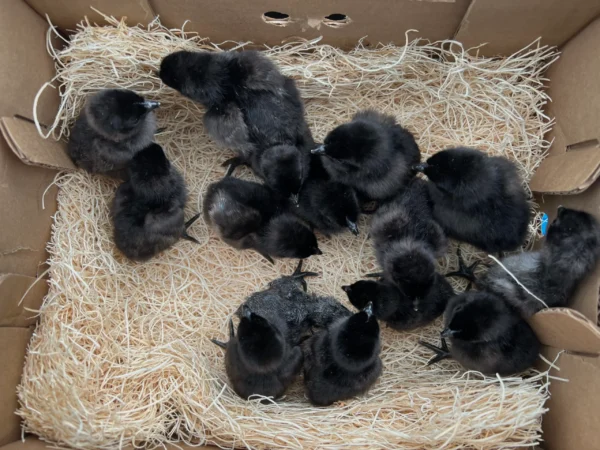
[0,274,47,328]
[529,308,600,354]
[0,327,34,447]
[0,117,75,171]
[529,148,600,194]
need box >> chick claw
[419,338,451,365]
[445,247,480,288]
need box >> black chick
[419,291,540,375]
[296,155,361,236]
[342,274,454,331]
[478,206,600,316]
[111,143,199,261]
[159,50,312,200]
[312,110,420,202]
[68,89,159,178]
[211,307,303,400]
[240,261,351,345]
[369,178,447,300]
[303,302,382,406]
[203,176,322,263]
[414,147,530,254]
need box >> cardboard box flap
[25,0,155,32]
[0,117,75,171]
[152,0,471,50]
[529,147,600,195]
[0,274,47,328]
[528,308,600,354]
[545,16,600,159]
[454,0,600,56]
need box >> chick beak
[341,285,351,294]
[557,205,565,215]
[363,301,374,319]
[313,247,323,256]
[311,145,326,155]
[413,163,428,173]
[141,100,161,111]
[241,305,252,320]
[346,218,359,236]
[440,328,457,339]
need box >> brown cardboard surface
[540,347,600,450]
[529,147,600,195]
[536,184,600,323]
[0,274,47,328]
[529,309,600,354]
[0,437,217,450]
[0,0,59,127]
[151,0,471,49]
[455,0,600,56]
[0,327,33,447]
[0,118,75,171]
[25,0,155,32]
[0,135,58,278]
[545,16,600,157]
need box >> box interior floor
[2,1,600,450]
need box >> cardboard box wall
[1,1,600,449]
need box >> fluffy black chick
[303,302,382,406]
[211,308,303,400]
[478,206,600,316]
[202,176,322,263]
[239,261,351,345]
[159,50,312,199]
[295,155,361,236]
[312,110,420,202]
[419,291,540,375]
[414,147,530,253]
[342,274,454,331]
[111,143,199,261]
[68,89,159,178]
[369,178,447,299]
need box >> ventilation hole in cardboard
[323,14,352,28]
[566,139,600,152]
[263,11,291,27]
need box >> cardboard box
[1,1,599,449]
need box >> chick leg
[365,272,384,279]
[209,338,227,349]
[256,250,275,265]
[221,156,247,177]
[419,338,451,365]
[291,260,320,291]
[209,318,234,349]
[445,247,480,288]
[182,212,202,244]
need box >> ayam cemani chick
[342,275,454,331]
[478,206,600,316]
[111,143,200,262]
[369,178,448,309]
[419,291,540,375]
[211,262,351,399]
[414,147,530,260]
[312,110,421,203]
[295,154,361,236]
[202,175,322,263]
[68,89,160,178]
[303,301,382,406]
[159,50,313,201]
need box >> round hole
[323,14,352,28]
[264,11,289,20]
[263,11,291,27]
